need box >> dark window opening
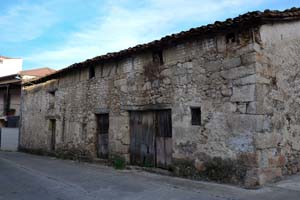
[89,66,95,79]
[226,32,236,43]
[49,119,56,151]
[48,89,56,96]
[191,107,201,126]
[152,50,164,65]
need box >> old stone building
[20,8,300,187]
[0,67,56,127]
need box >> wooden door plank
[141,111,155,167]
[155,110,172,168]
[97,114,109,159]
[164,138,172,167]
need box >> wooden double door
[130,110,172,168]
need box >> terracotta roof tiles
[30,7,300,85]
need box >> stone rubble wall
[249,20,300,185]
[20,26,276,186]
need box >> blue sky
[1,0,300,70]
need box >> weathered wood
[130,111,155,166]
[98,133,108,159]
[141,111,155,167]
[130,110,172,168]
[164,138,172,167]
[130,111,142,165]
[96,114,109,159]
[155,137,165,168]
[156,110,172,137]
[156,110,172,168]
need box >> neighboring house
[20,8,300,187]
[0,56,22,77]
[20,68,57,80]
[0,67,56,128]
[0,74,22,128]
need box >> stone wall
[21,26,276,186]
[246,20,300,185]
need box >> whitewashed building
[0,56,23,77]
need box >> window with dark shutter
[191,107,201,126]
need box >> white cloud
[0,2,59,42]
[24,0,266,69]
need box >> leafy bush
[112,155,126,170]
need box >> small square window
[226,32,236,43]
[89,66,95,79]
[191,107,201,126]
[152,50,164,65]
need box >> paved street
[0,152,300,200]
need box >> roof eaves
[29,7,300,85]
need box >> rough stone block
[233,75,256,86]
[241,52,256,65]
[268,155,286,167]
[237,103,247,113]
[220,65,255,80]
[238,153,259,167]
[205,60,222,72]
[222,57,242,70]
[220,85,232,97]
[244,168,260,188]
[255,84,273,114]
[227,133,254,152]
[259,168,282,185]
[226,114,265,134]
[231,84,255,102]
[246,101,257,114]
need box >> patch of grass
[112,155,126,170]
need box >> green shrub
[112,155,126,170]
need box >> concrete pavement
[0,152,299,200]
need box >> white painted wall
[0,128,19,151]
[0,58,23,77]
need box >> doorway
[96,113,109,159]
[49,119,56,151]
[130,110,172,168]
